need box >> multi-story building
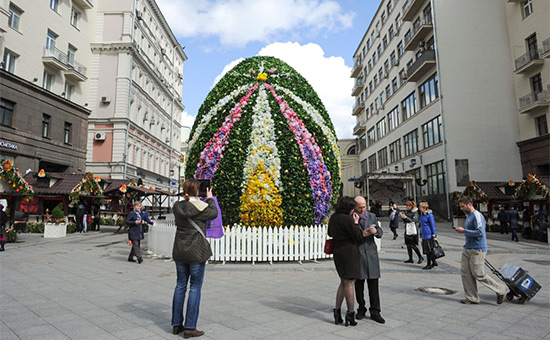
[86,0,187,194]
[338,139,360,197]
[505,0,550,178]
[351,0,535,216]
[0,0,94,173]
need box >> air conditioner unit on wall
[95,132,106,141]
[101,96,111,104]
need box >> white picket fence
[148,219,381,265]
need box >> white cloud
[181,111,196,131]
[210,58,244,89]
[157,0,354,47]
[257,42,354,139]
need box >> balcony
[72,0,93,9]
[351,59,362,78]
[351,79,365,96]
[404,17,433,51]
[519,88,550,114]
[352,101,365,116]
[402,0,427,22]
[542,38,550,58]
[64,59,87,82]
[353,122,366,135]
[42,47,68,71]
[406,50,436,82]
[514,49,544,73]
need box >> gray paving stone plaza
[1,220,549,340]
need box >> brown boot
[183,329,205,338]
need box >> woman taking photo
[419,201,438,270]
[171,179,218,338]
[328,196,364,327]
[399,201,423,264]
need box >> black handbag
[433,240,445,259]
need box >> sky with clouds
[156,0,379,139]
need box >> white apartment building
[351,0,533,217]
[505,0,550,177]
[86,0,187,194]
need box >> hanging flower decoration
[513,174,550,199]
[185,56,341,226]
[463,181,489,204]
[38,169,46,178]
[68,173,103,204]
[94,176,101,182]
[119,184,128,193]
[508,179,515,186]
[0,160,34,195]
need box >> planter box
[44,223,67,238]
[453,217,466,229]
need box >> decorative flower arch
[463,181,489,203]
[68,173,103,204]
[0,160,34,195]
[513,174,550,200]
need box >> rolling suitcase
[485,260,541,304]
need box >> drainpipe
[122,0,137,180]
[430,0,451,219]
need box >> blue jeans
[171,262,206,329]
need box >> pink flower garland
[195,83,260,179]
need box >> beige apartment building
[0,0,94,173]
[505,0,550,177]
[350,0,546,217]
[86,0,186,194]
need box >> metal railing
[67,58,87,77]
[352,79,364,93]
[353,100,365,112]
[402,0,414,15]
[406,49,435,77]
[354,122,366,133]
[515,49,541,70]
[519,89,549,110]
[43,46,68,64]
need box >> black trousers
[355,278,381,315]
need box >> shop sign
[0,141,18,150]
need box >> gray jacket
[357,211,383,279]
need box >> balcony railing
[351,59,362,78]
[65,58,88,81]
[73,0,93,9]
[42,47,68,70]
[352,101,365,116]
[406,49,436,82]
[515,49,543,72]
[519,88,550,113]
[353,122,367,135]
[351,79,365,96]
[402,0,426,21]
[404,17,433,51]
[542,38,550,58]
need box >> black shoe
[137,258,143,264]
[332,308,343,324]
[356,309,366,320]
[370,313,385,324]
[404,259,414,263]
[418,256,424,264]
[128,258,136,262]
[344,311,357,327]
[392,235,397,240]
[497,293,505,305]
[432,260,438,267]
[422,265,433,270]
[173,325,184,335]
[0,248,4,252]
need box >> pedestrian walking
[400,201,423,264]
[354,196,385,324]
[497,206,509,234]
[171,179,218,338]
[454,196,507,305]
[508,206,520,242]
[126,202,144,264]
[0,204,8,251]
[522,207,532,239]
[92,204,101,231]
[328,196,363,327]
[418,202,438,270]
[388,203,399,240]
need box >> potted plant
[44,203,67,238]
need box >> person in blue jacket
[140,207,154,236]
[418,201,437,270]
[126,202,144,264]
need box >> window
[46,31,57,49]
[526,33,538,58]
[359,134,367,151]
[368,154,377,172]
[389,139,401,163]
[362,47,366,57]
[401,91,417,121]
[392,77,398,93]
[43,71,54,90]
[385,85,391,100]
[381,11,387,24]
[419,73,439,108]
[374,75,378,87]
[387,0,393,13]
[9,4,22,30]
[64,82,74,100]
[64,122,72,144]
[0,98,15,126]
[405,30,411,45]
[384,60,389,74]
[367,38,371,50]
[372,52,377,65]
[374,97,380,110]
[387,106,400,131]
[2,50,17,73]
[390,51,397,66]
[378,148,388,168]
[426,161,445,195]
[50,0,59,12]
[422,116,442,148]
[369,81,373,93]
[361,159,368,175]
[367,59,373,73]
[376,118,387,139]
[347,145,357,155]
[389,25,395,40]
[536,115,548,136]
[67,45,76,66]
[70,8,80,27]
[397,41,404,58]
[380,91,386,105]
[403,129,419,156]
[42,114,51,138]
[377,44,383,57]
[523,0,533,18]
[395,13,401,30]
[423,4,432,23]
[383,35,388,48]
[531,73,542,93]
[367,127,376,146]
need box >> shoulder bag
[433,240,445,259]
[324,238,334,254]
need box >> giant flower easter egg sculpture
[185,56,341,226]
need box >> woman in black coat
[328,196,364,326]
[399,200,423,264]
